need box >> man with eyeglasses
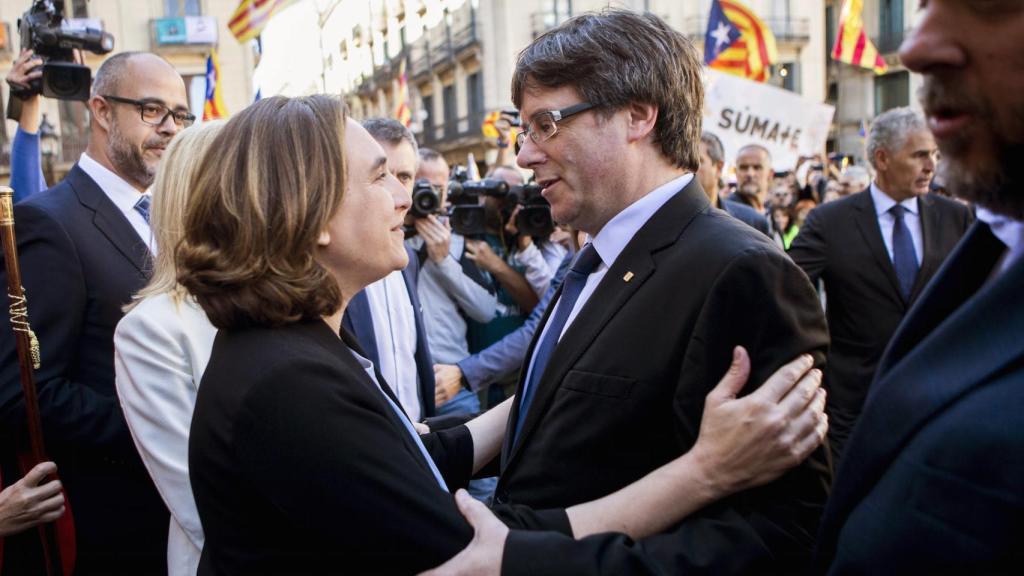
[425,9,830,575]
[0,51,189,574]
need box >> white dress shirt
[364,270,421,421]
[976,207,1024,278]
[870,182,923,265]
[115,294,217,576]
[78,152,156,254]
[523,173,693,389]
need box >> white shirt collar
[589,173,694,269]
[78,152,150,211]
[976,206,1024,273]
[871,181,919,217]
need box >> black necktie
[890,204,919,301]
[513,244,602,444]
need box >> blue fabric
[133,195,151,224]
[458,252,572,391]
[436,388,480,417]
[513,244,601,444]
[891,205,919,301]
[704,0,742,64]
[10,127,46,203]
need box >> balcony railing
[421,111,487,147]
[681,16,811,43]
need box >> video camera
[409,179,442,219]
[507,183,554,237]
[446,172,509,236]
[17,0,115,101]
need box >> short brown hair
[177,95,347,329]
[511,9,703,171]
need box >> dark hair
[700,131,726,165]
[418,147,444,163]
[362,117,418,156]
[511,9,703,171]
[177,95,348,329]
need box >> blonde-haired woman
[114,120,225,576]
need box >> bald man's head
[88,52,189,191]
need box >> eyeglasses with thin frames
[102,95,196,128]
[515,102,595,152]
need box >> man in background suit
[789,107,972,464]
[815,1,1024,572]
[342,119,437,421]
[0,52,190,574]
[432,10,831,574]
[697,131,770,235]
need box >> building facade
[273,0,825,168]
[1,0,257,183]
[825,0,922,161]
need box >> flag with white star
[704,0,741,65]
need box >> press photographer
[14,0,114,102]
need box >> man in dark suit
[814,1,1024,572]
[789,107,973,465]
[0,53,190,573]
[697,131,770,235]
[430,10,831,574]
[342,119,437,421]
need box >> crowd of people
[0,1,1021,574]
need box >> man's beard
[921,77,1024,219]
[106,119,166,190]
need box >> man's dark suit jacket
[342,245,436,418]
[493,179,832,575]
[190,320,476,575]
[814,221,1024,574]
[721,197,770,235]
[788,190,972,463]
[0,165,168,573]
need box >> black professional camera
[409,179,442,218]
[18,0,115,101]
[508,183,554,237]
[446,177,509,236]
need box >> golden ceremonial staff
[0,186,71,576]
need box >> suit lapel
[908,194,942,302]
[852,189,904,303]
[69,165,150,274]
[819,222,1018,563]
[401,251,435,416]
[502,179,709,469]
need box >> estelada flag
[832,0,889,74]
[704,0,778,83]
[229,0,299,44]
[203,50,228,121]
[395,60,412,127]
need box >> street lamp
[38,114,59,187]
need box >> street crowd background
[0,0,1020,575]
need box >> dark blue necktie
[890,204,919,301]
[513,244,602,444]
[134,195,152,224]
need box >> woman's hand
[689,347,828,496]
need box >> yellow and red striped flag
[203,50,228,120]
[832,0,888,74]
[705,0,778,83]
[229,0,299,44]
[394,60,411,127]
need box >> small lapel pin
[623,271,635,282]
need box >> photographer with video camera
[406,148,498,419]
[5,49,47,203]
[1,42,192,572]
